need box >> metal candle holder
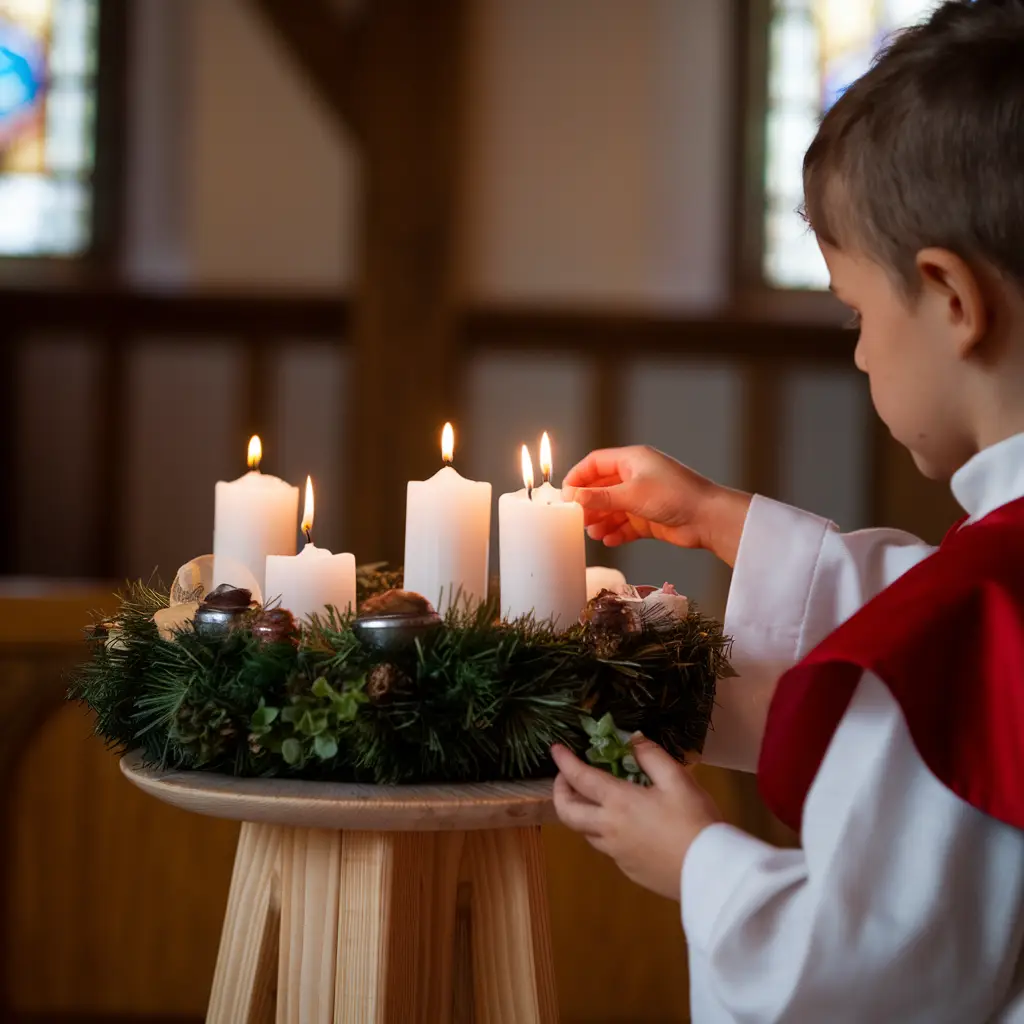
[352,611,443,653]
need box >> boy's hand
[551,740,722,901]
[561,446,751,566]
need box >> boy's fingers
[573,483,633,514]
[566,474,621,503]
[587,516,630,542]
[630,737,686,788]
[551,744,617,804]
[582,508,628,529]
[563,449,631,489]
[553,774,604,835]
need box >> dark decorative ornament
[359,589,434,617]
[581,589,642,658]
[202,584,253,610]
[353,589,442,653]
[251,607,299,647]
[366,661,411,705]
[194,584,254,639]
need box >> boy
[551,2,1024,1020]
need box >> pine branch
[71,572,731,784]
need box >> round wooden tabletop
[120,751,556,831]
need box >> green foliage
[70,574,731,785]
[581,713,650,785]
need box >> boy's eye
[845,311,862,331]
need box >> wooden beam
[347,0,470,567]
[249,0,365,140]
[464,307,854,363]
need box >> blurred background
[0,0,959,1021]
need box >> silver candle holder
[352,610,443,653]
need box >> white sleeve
[703,496,935,772]
[682,672,1024,1024]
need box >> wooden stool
[121,752,559,1023]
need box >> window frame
[0,0,127,284]
[731,0,846,322]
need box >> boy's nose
[853,340,867,373]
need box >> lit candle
[265,476,356,621]
[404,422,492,612]
[213,436,300,595]
[498,433,586,627]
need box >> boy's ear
[915,247,988,357]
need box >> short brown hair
[803,0,1024,294]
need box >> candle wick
[527,484,533,501]
[304,528,312,545]
[543,471,551,485]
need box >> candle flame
[521,444,535,493]
[540,431,553,483]
[441,422,455,465]
[301,475,315,539]
[247,435,262,471]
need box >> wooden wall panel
[779,367,871,531]
[273,343,350,555]
[16,337,103,578]
[544,825,690,1023]
[122,340,244,582]
[8,704,238,1016]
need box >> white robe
[683,433,1024,1023]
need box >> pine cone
[582,590,642,658]
[366,662,411,704]
[251,607,299,646]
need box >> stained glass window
[763,0,939,289]
[0,0,99,257]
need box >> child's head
[803,0,1024,478]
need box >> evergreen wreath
[71,570,732,785]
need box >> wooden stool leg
[278,827,343,1024]
[207,822,282,1024]
[464,826,558,1024]
[333,831,466,1024]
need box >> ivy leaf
[333,690,367,722]
[312,677,335,699]
[280,705,300,725]
[313,734,338,760]
[281,737,303,765]
[250,700,279,733]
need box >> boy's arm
[702,496,935,772]
[682,671,1024,1023]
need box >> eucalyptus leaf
[313,734,339,760]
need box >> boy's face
[820,241,973,480]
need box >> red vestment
[758,497,1024,834]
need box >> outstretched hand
[561,446,751,566]
[551,740,722,901]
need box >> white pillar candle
[586,566,627,600]
[404,422,492,613]
[498,436,586,628]
[213,435,300,596]
[265,476,357,621]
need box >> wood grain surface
[120,753,557,831]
